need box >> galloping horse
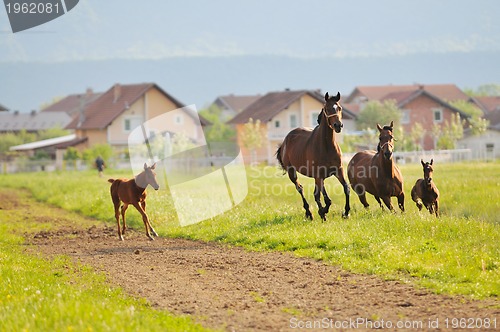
[347,121,405,211]
[108,163,159,241]
[276,92,350,220]
[411,159,440,217]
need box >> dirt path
[4,190,499,331]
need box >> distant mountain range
[0,51,498,113]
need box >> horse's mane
[382,125,393,131]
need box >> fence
[0,149,495,174]
[1,156,240,174]
[342,149,475,166]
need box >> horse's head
[143,162,159,190]
[377,121,395,161]
[320,91,343,133]
[421,159,434,186]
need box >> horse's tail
[275,144,285,171]
[108,178,115,184]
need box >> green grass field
[1,162,499,301]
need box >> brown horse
[108,163,159,241]
[411,159,440,217]
[347,121,404,211]
[276,91,350,220]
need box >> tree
[410,122,425,151]
[240,118,263,164]
[64,147,81,160]
[448,100,489,136]
[82,144,113,166]
[356,100,402,131]
[435,113,465,150]
[38,126,70,140]
[199,105,236,143]
[464,84,500,97]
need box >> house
[458,102,500,160]
[65,83,209,150]
[0,110,71,133]
[470,95,500,115]
[228,89,356,164]
[345,84,470,150]
[41,88,102,120]
[345,83,469,104]
[211,94,261,120]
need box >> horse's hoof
[119,235,124,241]
[148,236,155,241]
[342,213,349,219]
[305,212,313,220]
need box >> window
[174,114,184,125]
[311,111,320,126]
[123,116,143,133]
[274,120,280,128]
[124,119,131,131]
[486,143,494,153]
[289,114,297,128]
[433,108,443,123]
[401,109,410,124]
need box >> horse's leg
[321,187,331,215]
[334,167,350,218]
[120,203,128,235]
[397,192,405,212]
[112,198,123,241]
[374,196,383,209]
[132,202,154,240]
[434,201,439,218]
[314,178,326,221]
[141,200,158,237]
[411,188,422,210]
[353,184,370,209]
[381,195,394,211]
[415,198,423,211]
[288,167,313,220]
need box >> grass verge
[0,189,210,332]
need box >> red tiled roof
[472,96,500,114]
[380,90,417,105]
[228,90,319,124]
[347,84,469,103]
[381,89,470,118]
[216,94,261,112]
[41,92,102,117]
[342,102,361,114]
[228,90,355,124]
[66,83,208,130]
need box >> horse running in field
[108,163,160,241]
[276,91,350,220]
[347,121,405,211]
[411,159,440,217]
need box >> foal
[108,163,160,241]
[411,159,440,217]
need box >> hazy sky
[1,0,499,62]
